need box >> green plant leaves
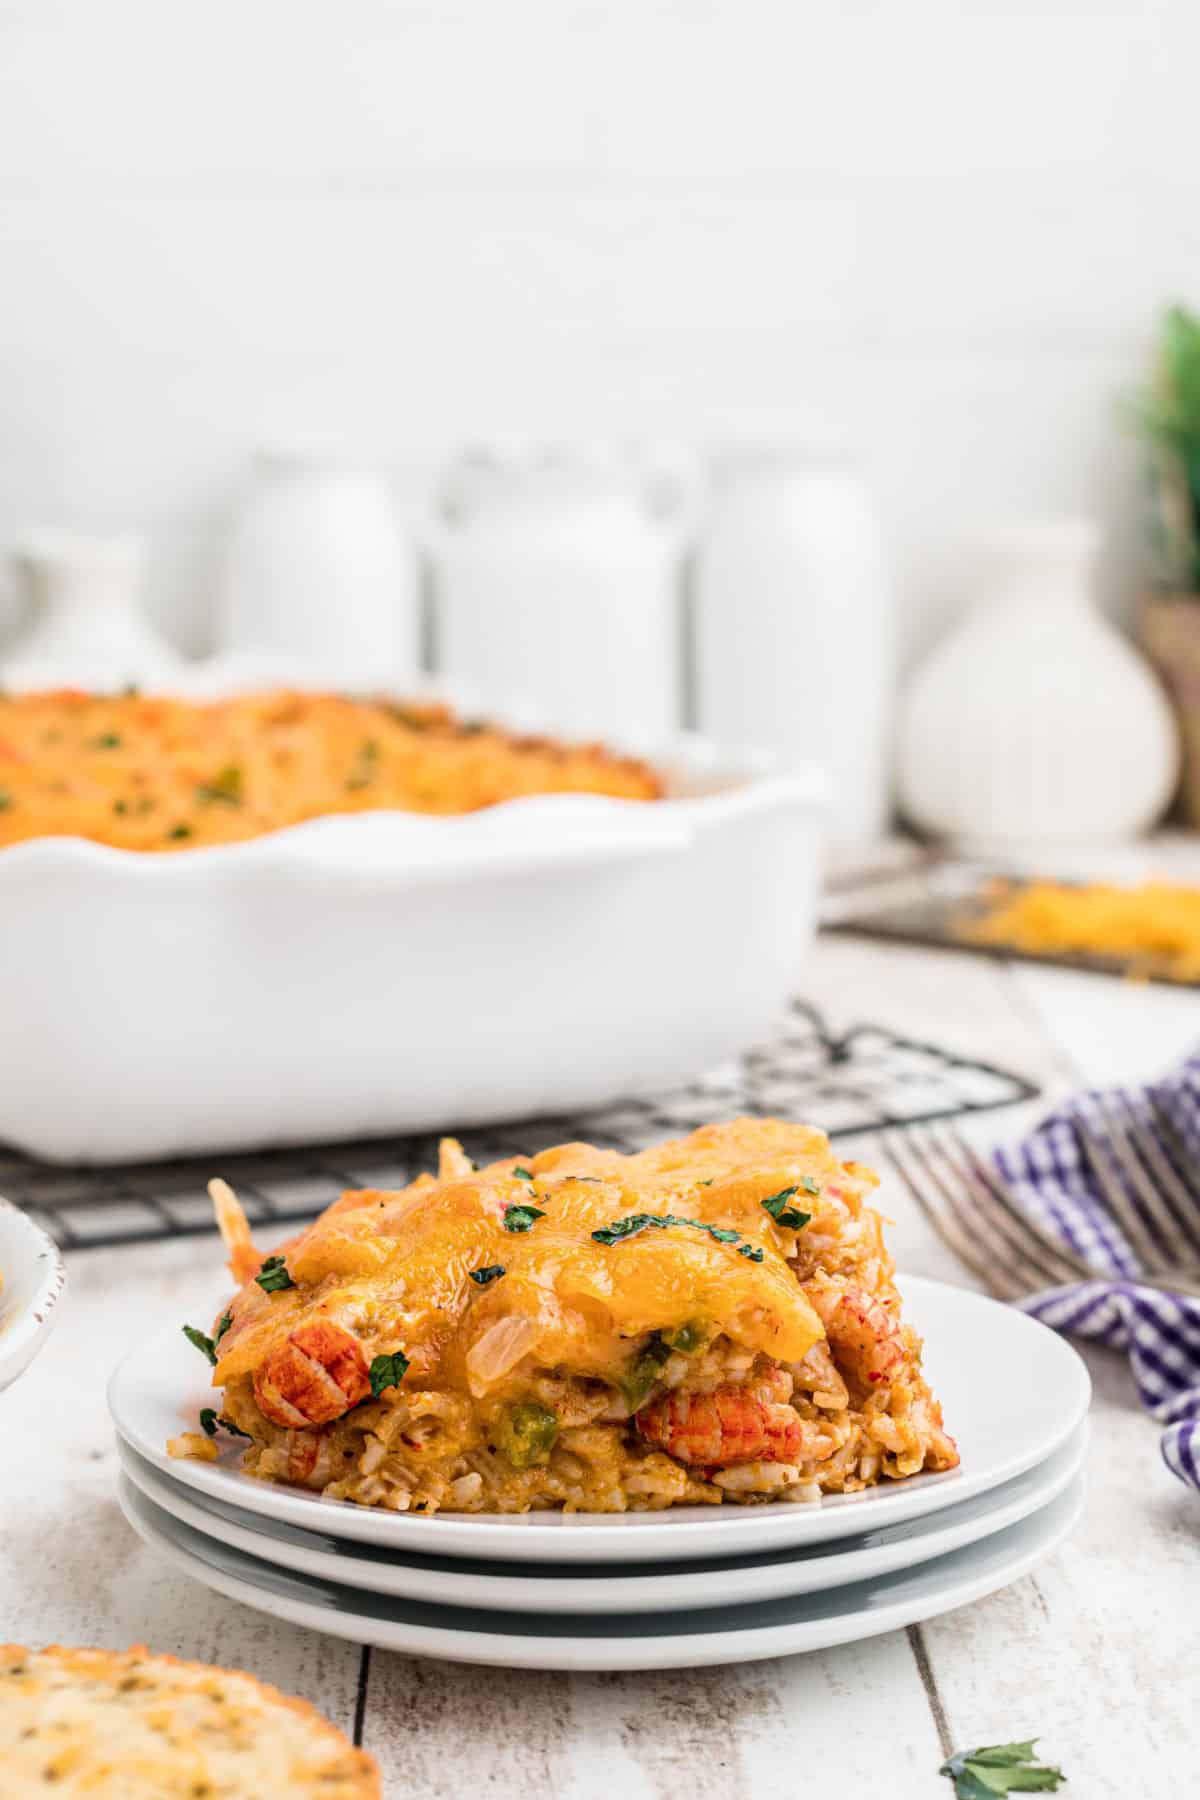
[1126,304,1200,591]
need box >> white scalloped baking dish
[0,673,823,1164]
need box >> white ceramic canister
[3,531,181,688]
[896,520,1179,849]
[693,450,894,845]
[429,446,693,744]
[218,447,420,686]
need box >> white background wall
[1,0,1197,660]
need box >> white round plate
[118,1472,1085,1671]
[0,1197,66,1392]
[117,1424,1088,1615]
[108,1275,1091,1563]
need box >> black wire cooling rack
[2,1001,1038,1253]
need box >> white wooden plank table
[3,930,1197,1796]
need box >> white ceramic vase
[896,521,1179,849]
[693,449,894,845]
[3,532,181,688]
[218,448,420,686]
[430,445,693,744]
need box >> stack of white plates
[109,1276,1091,1671]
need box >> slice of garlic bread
[0,1644,380,1798]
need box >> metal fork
[1075,1092,1200,1279]
[881,1121,1200,1303]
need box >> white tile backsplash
[0,0,1195,659]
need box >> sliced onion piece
[465,1314,536,1395]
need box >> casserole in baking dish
[0,680,822,1164]
[0,688,661,851]
[178,1118,957,1513]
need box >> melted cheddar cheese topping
[215,1121,868,1403]
[0,688,661,853]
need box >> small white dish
[109,1275,1091,1564]
[0,1197,66,1391]
[117,1472,1086,1671]
[117,1424,1087,1616]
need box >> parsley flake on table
[760,1186,812,1230]
[182,1323,218,1365]
[503,1203,546,1233]
[369,1351,410,1396]
[940,1740,1066,1797]
[469,1264,506,1286]
[255,1254,295,1293]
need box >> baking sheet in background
[823,844,1200,989]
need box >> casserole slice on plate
[181,1118,958,1514]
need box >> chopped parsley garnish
[738,1244,765,1262]
[199,1407,251,1440]
[255,1254,295,1293]
[940,1741,1065,1797]
[166,822,193,841]
[591,1213,661,1244]
[195,764,244,806]
[592,1213,741,1248]
[345,738,381,790]
[368,1351,410,1396]
[0,790,11,812]
[760,1186,812,1231]
[182,1323,218,1365]
[503,1202,546,1233]
[385,705,431,732]
[511,1165,534,1180]
[214,1311,233,1346]
[469,1264,506,1286]
[89,731,122,749]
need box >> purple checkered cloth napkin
[993,1051,1200,1494]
